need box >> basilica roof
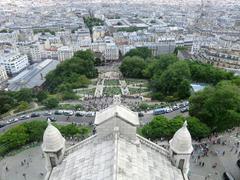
[169,121,193,154]
[42,120,65,152]
[95,104,139,126]
[49,134,184,180]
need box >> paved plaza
[0,130,239,180]
[189,131,240,180]
[0,145,46,180]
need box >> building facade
[0,52,29,75]
[104,43,119,61]
[0,65,8,83]
[57,46,74,61]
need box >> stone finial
[47,118,52,125]
[183,121,187,128]
[113,95,121,105]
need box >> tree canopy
[43,96,59,109]
[189,80,240,132]
[83,17,104,32]
[120,56,147,78]
[0,89,35,115]
[124,47,152,59]
[45,50,98,93]
[0,121,91,157]
[120,49,235,101]
[141,115,211,140]
[150,61,191,98]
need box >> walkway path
[94,79,104,97]
[0,145,46,180]
[119,80,129,95]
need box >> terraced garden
[128,87,149,95]
[103,87,122,96]
[74,88,96,96]
[104,79,120,86]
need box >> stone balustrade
[136,134,170,157]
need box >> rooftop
[8,59,59,91]
[50,133,183,180]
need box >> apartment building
[0,52,29,75]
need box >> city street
[0,108,188,133]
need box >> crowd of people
[190,128,240,179]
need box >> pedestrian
[5,166,8,171]
[223,151,225,156]
[202,162,205,167]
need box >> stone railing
[64,134,97,157]
[136,134,169,157]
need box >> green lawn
[126,79,148,86]
[128,87,149,95]
[103,87,122,96]
[75,88,96,95]
[104,79,120,86]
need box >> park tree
[0,125,29,155]
[120,56,147,78]
[143,54,178,78]
[14,101,29,113]
[74,50,95,61]
[187,61,233,85]
[23,121,48,142]
[0,121,91,157]
[14,88,33,103]
[83,17,104,32]
[61,91,79,100]
[177,79,191,99]
[124,47,152,59]
[150,61,191,99]
[43,97,59,109]
[141,115,210,140]
[0,92,16,115]
[36,90,49,102]
[57,124,80,138]
[189,81,240,132]
[45,51,97,92]
[94,57,102,66]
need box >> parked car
[153,108,166,115]
[223,172,235,180]
[85,112,95,117]
[0,123,6,128]
[43,111,52,116]
[180,107,189,113]
[19,115,27,120]
[138,112,144,117]
[31,113,40,117]
[237,159,240,168]
[179,103,185,108]
[13,118,19,122]
[164,107,173,113]
[47,116,57,122]
[54,110,63,115]
[63,110,74,116]
[6,119,14,124]
[75,111,85,117]
[172,105,179,111]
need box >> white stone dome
[169,121,193,154]
[42,120,65,152]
